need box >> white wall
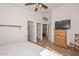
[51,4,79,45]
[0,3,46,45]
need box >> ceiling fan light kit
[25,3,48,12]
[38,4,42,8]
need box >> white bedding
[40,49,63,56]
[0,41,62,56]
[0,41,44,56]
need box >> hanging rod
[0,24,21,29]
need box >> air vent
[43,17,48,21]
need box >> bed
[0,41,62,56]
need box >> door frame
[36,23,42,40]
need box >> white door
[37,23,42,40]
[28,21,35,42]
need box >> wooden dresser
[54,29,67,48]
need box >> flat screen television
[55,20,70,29]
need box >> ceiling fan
[25,3,48,12]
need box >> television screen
[55,20,70,29]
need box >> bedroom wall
[51,4,79,45]
[0,3,48,45]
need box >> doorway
[42,24,48,39]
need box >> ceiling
[5,3,79,14]
[8,3,64,13]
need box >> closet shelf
[0,24,21,29]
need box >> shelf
[0,24,21,29]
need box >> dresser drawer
[54,29,67,48]
[55,29,66,33]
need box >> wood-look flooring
[28,37,79,56]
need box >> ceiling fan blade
[41,3,48,9]
[35,8,38,12]
[25,3,35,6]
[25,3,48,12]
